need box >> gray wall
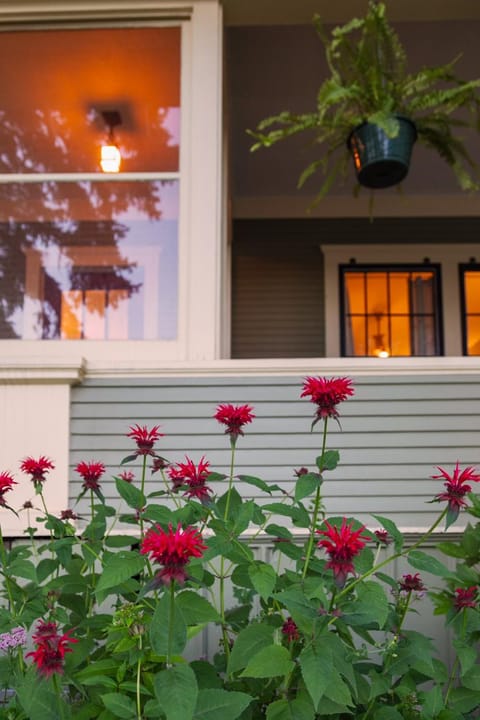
[70,373,480,530]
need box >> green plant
[249,1,480,200]
[0,377,478,719]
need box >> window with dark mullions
[340,264,443,357]
[460,263,480,356]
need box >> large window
[0,26,180,340]
[460,264,480,355]
[340,264,443,357]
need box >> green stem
[139,455,147,537]
[52,673,66,720]
[160,467,181,509]
[223,440,237,522]
[166,581,176,667]
[444,608,467,706]
[219,558,231,665]
[0,525,16,617]
[302,418,328,580]
[136,635,143,720]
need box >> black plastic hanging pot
[347,116,417,189]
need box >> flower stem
[52,673,66,720]
[166,581,176,668]
[302,418,328,580]
[0,525,15,617]
[136,635,143,719]
[223,440,237,522]
[139,455,148,537]
[444,608,467,706]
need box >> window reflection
[0,181,178,340]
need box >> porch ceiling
[222,0,480,25]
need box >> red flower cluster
[316,518,369,587]
[301,376,354,425]
[374,529,391,546]
[432,463,480,525]
[454,586,477,610]
[140,523,206,585]
[214,404,255,441]
[399,573,426,594]
[168,456,212,502]
[75,461,105,491]
[127,424,163,456]
[20,456,54,486]
[0,471,16,507]
[26,619,77,677]
[282,617,299,642]
[118,470,135,483]
[60,509,80,521]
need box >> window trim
[338,262,444,358]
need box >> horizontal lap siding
[69,374,480,529]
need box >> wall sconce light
[100,110,122,173]
[373,314,390,358]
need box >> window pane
[366,273,387,315]
[0,180,178,340]
[346,316,366,356]
[390,316,411,356]
[466,316,480,355]
[344,272,365,314]
[0,27,180,173]
[389,273,409,314]
[464,271,480,313]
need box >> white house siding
[70,373,480,532]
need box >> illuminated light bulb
[378,349,390,358]
[100,143,121,173]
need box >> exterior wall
[70,372,480,532]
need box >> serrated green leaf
[176,591,221,624]
[422,685,444,719]
[449,686,480,713]
[248,561,276,601]
[194,689,252,720]
[115,477,146,509]
[299,645,331,709]
[317,450,340,471]
[408,550,453,578]
[105,535,137,548]
[462,665,480,691]
[150,592,187,656]
[266,695,315,720]
[241,644,294,678]
[237,474,273,495]
[101,692,136,719]
[227,623,275,675]
[95,552,145,602]
[294,473,321,502]
[154,664,198,720]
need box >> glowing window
[340,265,442,357]
[460,264,480,356]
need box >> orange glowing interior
[463,270,480,355]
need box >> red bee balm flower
[282,617,300,642]
[127,424,163,456]
[20,456,54,485]
[0,471,16,506]
[140,523,206,585]
[316,518,369,587]
[214,404,255,441]
[454,586,477,610]
[75,461,105,491]
[301,376,354,425]
[432,462,480,526]
[168,456,212,502]
[26,619,77,677]
[399,573,426,593]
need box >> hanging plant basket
[347,116,417,189]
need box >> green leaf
[449,686,480,713]
[150,592,187,656]
[101,693,136,719]
[462,665,480,691]
[343,581,389,629]
[371,514,404,552]
[176,591,221,624]
[374,709,404,720]
[190,660,222,689]
[299,645,331,709]
[194,689,252,720]
[76,659,119,681]
[16,671,60,720]
[154,664,198,720]
[266,695,315,720]
[105,535,137,548]
[227,623,275,675]
[9,559,37,582]
[237,474,273,495]
[95,552,145,602]
[240,644,294,678]
[248,561,276,601]
[422,685,444,719]
[265,524,293,541]
[36,557,59,582]
[408,550,454,577]
[454,639,477,676]
[317,450,340,471]
[143,504,175,525]
[294,473,321,502]
[436,541,465,559]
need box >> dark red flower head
[317,518,369,587]
[75,461,105,491]
[0,472,16,506]
[118,470,135,483]
[374,529,391,546]
[316,518,369,587]
[60,509,80,521]
[301,376,354,425]
[20,456,54,485]
[214,404,255,442]
[432,462,480,526]
[399,573,426,594]
[282,617,299,642]
[26,619,77,677]
[127,424,163,456]
[140,522,206,585]
[168,456,212,502]
[453,586,477,611]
